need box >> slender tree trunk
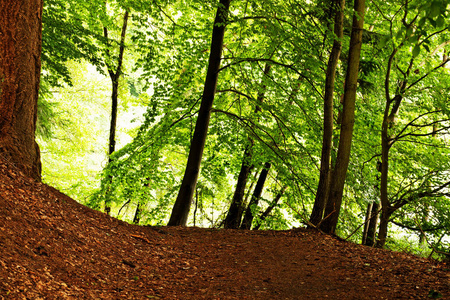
[376,128,391,247]
[0,0,43,181]
[103,11,129,215]
[168,0,231,226]
[376,99,401,248]
[376,208,392,248]
[243,168,259,208]
[362,202,373,245]
[363,201,379,246]
[376,47,407,247]
[240,162,271,230]
[133,202,141,224]
[309,0,345,226]
[224,63,271,229]
[321,0,366,234]
[365,201,379,246]
[193,188,199,227]
[223,144,253,228]
[253,185,286,230]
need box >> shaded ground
[0,159,449,299]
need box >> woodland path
[0,159,449,299]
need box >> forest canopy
[37,0,450,258]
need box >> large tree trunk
[309,0,345,227]
[0,0,43,181]
[168,0,231,226]
[320,0,366,234]
[240,162,271,230]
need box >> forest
[2,0,450,260]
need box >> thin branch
[391,220,446,232]
[219,57,324,98]
[407,57,450,91]
[393,180,450,211]
[391,110,441,144]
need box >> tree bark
[309,0,345,227]
[168,0,231,226]
[240,162,271,230]
[0,0,43,181]
[320,0,366,234]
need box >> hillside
[0,158,449,299]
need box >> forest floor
[0,159,449,299]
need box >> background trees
[34,0,450,258]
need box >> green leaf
[436,15,445,28]
[418,17,426,29]
[409,34,419,45]
[429,18,437,28]
[412,44,421,57]
[379,35,390,48]
[406,27,414,37]
[429,2,441,19]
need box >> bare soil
[0,158,449,299]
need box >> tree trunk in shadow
[365,202,379,246]
[133,201,141,225]
[240,162,271,230]
[168,0,231,226]
[224,144,254,228]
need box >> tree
[320,0,366,234]
[309,0,345,227]
[374,0,450,247]
[103,9,130,215]
[223,144,254,228]
[240,162,271,229]
[0,0,43,181]
[168,0,232,226]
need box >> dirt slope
[0,158,449,299]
